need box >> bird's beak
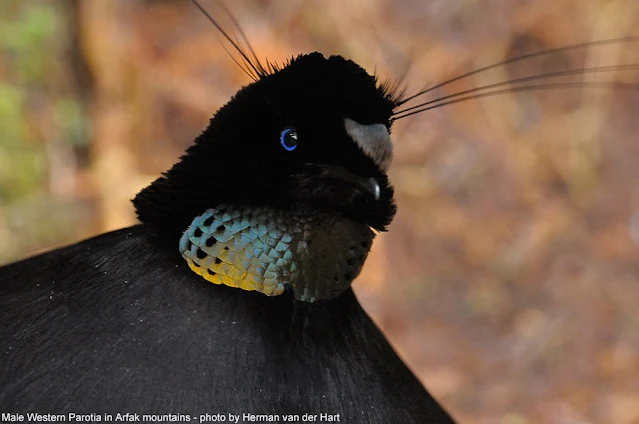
[302,164,381,200]
[367,177,381,200]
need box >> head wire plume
[189,2,638,123]
[190,0,275,81]
[392,36,639,121]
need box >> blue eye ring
[280,127,298,151]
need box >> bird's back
[0,226,454,423]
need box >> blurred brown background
[1,0,638,422]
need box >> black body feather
[0,226,454,422]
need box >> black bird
[0,4,455,424]
[3,2,634,422]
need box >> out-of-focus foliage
[0,1,56,202]
[1,1,638,423]
[0,1,92,263]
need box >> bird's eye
[280,128,298,151]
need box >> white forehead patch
[344,118,393,172]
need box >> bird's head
[133,52,400,302]
[135,53,398,234]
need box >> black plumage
[0,11,455,424]
[1,227,452,422]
